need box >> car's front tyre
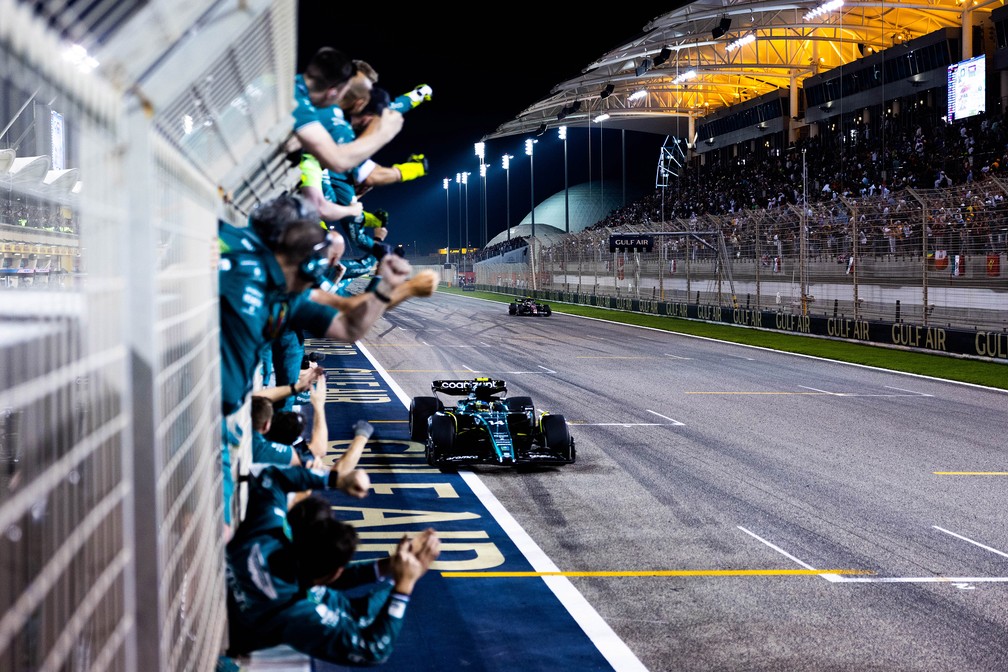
[427,413,456,467]
[410,396,442,443]
[541,414,574,462]
[505,396,535,415]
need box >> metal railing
[475,180,1008,331]
[0,1,296,670]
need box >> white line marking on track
[462,364,478,372]
[737,526,843,583]
[538,365,556,373]
[934,526,1008,558]
[737,525,1008,585]
[565,311,1008,394]
[646,409,685,426]
[358,342,649,671]
[799,385,840,395]
[459,474,650,671]
[885,385,933,397]
[575,422,678,427]
[799,385,934,398]
[663,353,692,360]
[835,576,1008,584]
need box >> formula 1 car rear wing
[431,377,507,397]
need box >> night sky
[296,2,670,256]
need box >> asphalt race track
[317,290,1008,672]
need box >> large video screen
[947,54,985,122]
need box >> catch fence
[476,179,1008,331]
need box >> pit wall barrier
[481,287,1008,362]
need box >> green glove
[362,211,385,229]
[394,155,428,182]
[299,154,323,190]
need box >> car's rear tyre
[427,413,455,466]
[409,396,442,443]
[505,396,535,415]
[541,414,574,462]
[508,303,517,315]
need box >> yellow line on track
[440,569,874,578]
[933,471,1008,476]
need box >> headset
[297,236,334,285]
[250,192,333,287]
[250,191,319,247]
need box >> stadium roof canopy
[483,0,989,141]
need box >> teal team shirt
[218,221,337,415]
[251,431,294,465]
[292,74,379,283]
[225,464,407,664]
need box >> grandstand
[477,1,1007,332]
[1,2,1006,672]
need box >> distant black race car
[408,377,575,469]
[508,296,551,316]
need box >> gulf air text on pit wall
[891,324,947,351]
[974,331,1007,359]
[827,318,870,340]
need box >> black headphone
[297,236,333,284]
[251,192,319,249]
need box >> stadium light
[462,171,471,253]
[805,0,844,21]
[479,163,488,246]
[502,154,514,241]
[673,69,697,85]
[62,44,99,73]
[475,143,486,247]
[456,173,462,266]
[443,178,450,265]
[525,139,537,239]
[726,33,756,53]
[559,126,569,233]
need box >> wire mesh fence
[1,1,295,670]
[476,178,1008,331]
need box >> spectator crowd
[591,109,1008,262]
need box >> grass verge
[440,287,1008,391]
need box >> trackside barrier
[1,1,297,671]
[475,288,1007,362]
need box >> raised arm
[304,373,329,461]
[295,109,403,174]
[321,254,412,342]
